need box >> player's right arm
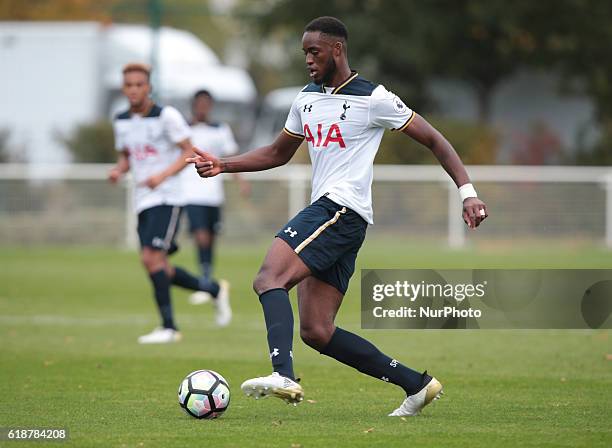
[108,150,130,183]
[189,93,305,177]
[109,116,130,183]
[187,132,303,178]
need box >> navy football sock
[259,288,295,380]
[171,266,200,290]
[321,327,423,395]
[149,270,176,330]
[200,277,220,298]
[198,247,213,280]
[172,266,220,297]
[200,261,212,280]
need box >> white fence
[1,163,611,248]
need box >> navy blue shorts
[137,205,182,253]
[276,196,367,294]
[184,205,221,233]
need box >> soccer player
[181,90,250,327]
[109,63,228,344]
[188,17,488,416]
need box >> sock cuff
[319,326,342,354]
[149,269,169,281]
[258,287,288,301]
[172,266,188,277]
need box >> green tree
[524,1,612,165]
[374,116,498,164]
[0,0,116,21]
[0,129,11,162]
[60,121,116,163]
[0,0,239,61]
[240,0,541,122]
[413,1,541,123]
[524,1,612,122]
[110,0,237,57]
[240,0,430,109]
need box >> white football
[178,370,230,419]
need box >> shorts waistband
[316,194,344,209]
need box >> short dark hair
[193,89,213,102]
[304,16,348,42]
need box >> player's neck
[325,65,353,88]
[130,99,154,116]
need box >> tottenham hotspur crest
[392,95,407,113]
[340,100,350,120]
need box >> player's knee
[252,267,283,295]
[141,249,164,273]
[140,253,152,270]
[252,272,271,295]
[194,230,211,248]
[300,324,333,351]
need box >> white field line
[0,314,266,329]
[0,315,592,335]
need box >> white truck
[0,21,257,164]
[249,86,302,149]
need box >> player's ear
[335,42,343,56]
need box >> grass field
[1,241,611,447]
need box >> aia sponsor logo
[303,123,346,149]
[128,144,159,161]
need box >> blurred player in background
[109,63,229,344]
[189,17,488,416]
[181,90,249,327]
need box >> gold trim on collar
[331,71,359,95]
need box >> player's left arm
[143,139,194,189]
[403,113,488,229]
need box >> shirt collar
[321,71,359,95]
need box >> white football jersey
[283,72,414,224]
[113,104,191,214]
[181,122,239,206]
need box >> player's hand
[142,173,165,189]
[108,167,123,184]
[186,147,223,178]
[463,197,488,229]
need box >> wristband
[459,183,478,202]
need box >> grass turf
[0,241,610,447]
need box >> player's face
[192,95,213,122]
[122,71,151,108]
[302,31,340,85]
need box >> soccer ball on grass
[178,370,230,419]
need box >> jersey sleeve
[221,123,239,156]
[161,106,192,143]
[282,94,304,139]
[112,120,125,151]
[369,85,415,131]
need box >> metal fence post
[124,178,137,250]
[606,174,612,249]
[288,166,307,220]
[447,182,466,248]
